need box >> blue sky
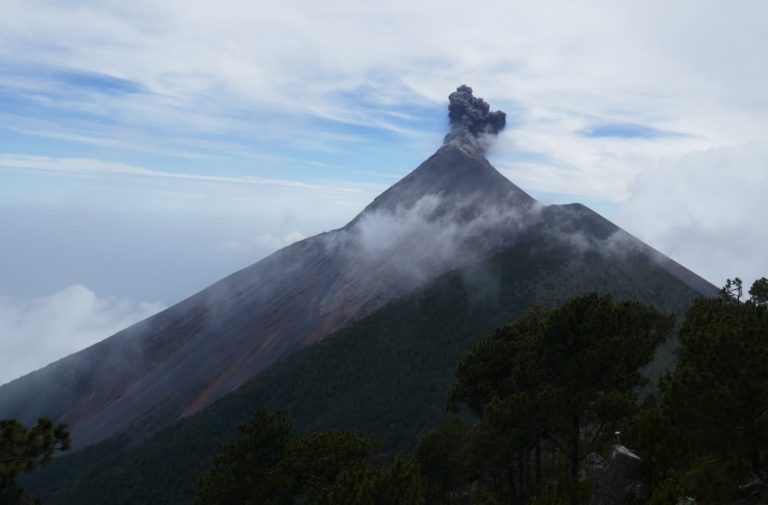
[1,0,767,383]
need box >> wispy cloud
[579,123,684,139]
[0,154,383,193]
[218,231,307,254]
[4,0,766,187]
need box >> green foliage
[750,277,768,305]
[450,307,549,418]
[646,475,687,505]
[622,277,768,505]
[720,277,744,303]
[195,410,377,505]
[540,293,674,408]
[415,418,473,503]
[661,296,768,476]
[23,238,702,505]
[279,430,379,501]
[0,418,70,505]
[195,409,294,505]
[672,297,768,461]
[679,457,745,505]
[451,293,675,505]
[314,458,424,505]
[623,399,683,494]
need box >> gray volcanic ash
[444,84,507,149]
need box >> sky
[1,0,767,384]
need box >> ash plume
[443,85,507,150]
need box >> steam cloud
[444,85,507,148]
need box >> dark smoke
[443,85,506,148]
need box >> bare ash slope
[0,141,541,449]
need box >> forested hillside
[24,235,702,505]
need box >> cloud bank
[0,286,164,385]
[620,143,768,288]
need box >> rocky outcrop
[586,445,647,505]
[736,471,768,505]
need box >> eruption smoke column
[443,85,506,150]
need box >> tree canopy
[620,277,768,504]
[194,409,419,505]
[114,282,768,504]
[448,293,674,504]
[749,277,768,305]
[0,417,70,505]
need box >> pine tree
[0,418,70,505]
[450,293,674,505]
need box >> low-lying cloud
[0,285,164,385]
[334,193,539,290]
[620,143,768,288]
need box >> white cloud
[0,154,374,192]
[0,152,386,230]
[619,143,768,288]
[218,231,307,255]
[3,1,768,154]
[1,0,767,292]
[0,285,164,385]
[493,110,715,203]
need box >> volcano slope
[25,208,710,505]
[0,137,710,450]
[0,87,712,453]
[0,88,592,445]
[0,139,542,448]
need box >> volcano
[0,86,715,451]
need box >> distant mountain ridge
[0,89,716,452]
